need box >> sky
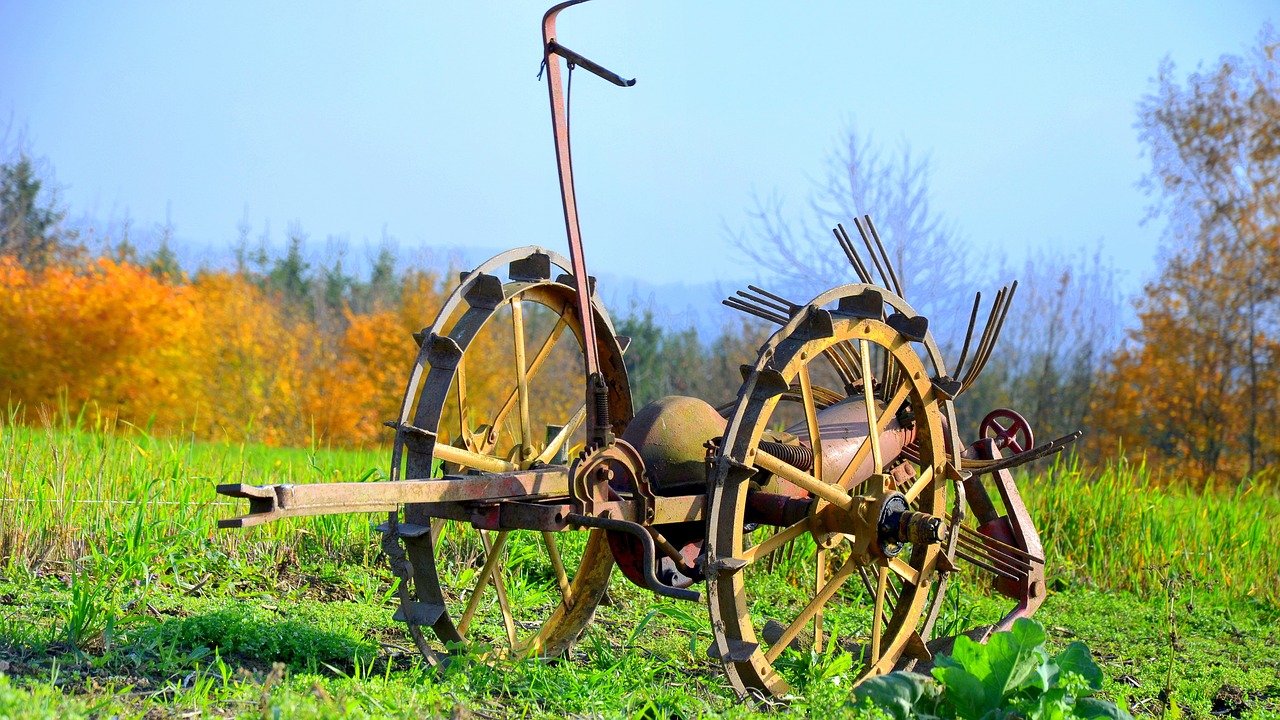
[1,2,1275,315]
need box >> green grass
[1,419,1278,718]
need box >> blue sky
[1,2,1274,300]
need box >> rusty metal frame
[541,0,635,449]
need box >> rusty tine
[955,549,1022,582]
[723,297,787,324]
[852,217,893,292]
[961,286,1007,390]
[739,287,795,316]
[963,281,1018,392]
[864,216,903,298]
[954,292,982,378]
[834,224,873,284]
[746,285,800,314]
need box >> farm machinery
[217,1,1079,698]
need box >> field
[1,417,1278,719]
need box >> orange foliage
[0,257,201,430]
[0,259,449,448]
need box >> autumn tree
[1095,27,1280,481]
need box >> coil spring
[757,441,814,472]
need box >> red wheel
[979,409,1034,454]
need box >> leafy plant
[853,618,1131,720]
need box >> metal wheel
[707,284,964,697]
[385,246,632,664]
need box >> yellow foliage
[0,259,450,448]
[0,257,201,430]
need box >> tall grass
[1024,454,1280,605]
[0,409,387,579]
[3,413,1277,608]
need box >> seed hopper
[218,1,1080,698]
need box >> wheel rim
[386,248,631,663]
[707,285,960,696]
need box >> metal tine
[966,431,1080,478]
[833,341,864,379]
[824,341,863,394]
[864,216,904,299]
[955,523,1043,564]
[852,217,894,292]
[723,297,787,325]
[959,285,1007,390]
[955,548,1022,581]
[834,224,874,284]
[953,533,1033,575]
[966,283,1014,387]
[954,291,983,378]
[746,285,801,315]
[963,281,1018,392]
[737,289,793,317]
[737,289,794,318]
[822,345,858,389]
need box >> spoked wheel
[384,246,632,664]
[707,284,964,697]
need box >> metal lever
[567,513,703,602]
[546,41,635,87]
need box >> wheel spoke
[534,402,586,465]
[870,564,889,664]
[742,519,809,564]
[836,380,913,491]
[432,443,516,474]
[764,554,858,663]
[457,356,474,450]
[798,363,823,484]
[755,449,852,511]
[858,339,884,489]
[491,309,570,444]
[510,298,534,462]
[886,556,920,586]
[482,530,519,649]
[457,529,511,635]
[814,548,826,653]
[902,466,934,505]
[542,531,575,608]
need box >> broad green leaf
[933,665,989,719]
[1026,686,1072,720]
[981,618,1050,698]
[852,672,942,720]
[1053,642,1103,692]
[1074,697,1135,720]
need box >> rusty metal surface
[541,1,633,448]
[217,467,571,528]
[621,395,727,493]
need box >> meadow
[0,414,1277,718]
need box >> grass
[1,416,1278,718]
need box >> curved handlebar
[546,40,635,87]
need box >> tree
[730,128,972,351]
[0,152,70,270]
[1095,27,1280,482]
[957,244,1120,446]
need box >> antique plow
[218,0,1078,698]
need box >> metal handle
[567,513,702,602]
[546,41,635,87]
